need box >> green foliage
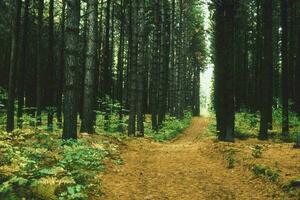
[235,112,259,139]
[293,133,300,148]
[252,164,280,182]
[215,108,300,143]
[283,179,300,197]
[0,128,110,199]
[59,185,88,200]
[0,88,6,129]
[224,148,238,169]
[96,97,128,134]
[145,112,192,142]
[251,145,263,158]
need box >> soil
[98,117,299,200]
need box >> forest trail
[99,118,284,200]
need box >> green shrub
[224,148,238,169]
[0,130,110,199]
[252,164,280,182]
[145,112,192,142]
[251,145,263,158]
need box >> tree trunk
[117,0,125,121]
[47,0,55,131]
[56,0,66,129]
[6,0,22,132]
[62,0,81,139]
[215,0,236,142]
[295,3,300,115]
[128,0,138,136]
[137,0,146,136]
[281,0,289,137]
[158,0,170,127]
[81,0,98,133]
[259,0,273,140]
[17,0,30,129]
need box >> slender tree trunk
[281,0,289,137]
[6,0,22,132]
[62,0,81,139]
[117,0,125,121]
[36,0,44,126]
[158,0,170,126]
[128,0,138,136]
[57,0,66,129]
[193,63,200,116]
[288,1,295,103]
[295,3,300,115]
[169,0,176,116]
[102,0,111,97]
[81,0,98,133]
[136,0,146,136]
[47,0,55,131]
[259,0,273,140]
[254,0,262,112]
[110,1,115,99]
[17,0,30,129]
[151,0,161,131]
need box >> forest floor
[98,117,300,200]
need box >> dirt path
[99,117,286,200]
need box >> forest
[0,0,300,199]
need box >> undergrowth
[208,108,300,144]
[145,112,192,142]
[251,164,280,182]
[0,128,112,199]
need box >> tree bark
[47,0,55,131]
[6,0,22,132]
[281,0,289,137]
[62,0,81,139]
[128,0,138,136]
[259,0,273,140]
[17,0,30,129]
[56,0,66,128]
[81,0,98,133]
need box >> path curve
[99,117,284,200]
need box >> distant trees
[213,0,300,141]
[1,0,206,139]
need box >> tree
[150,0,161,131]
[128,0,138,136]
[17,0,30,128]
[214,0,236,142]
[136,0,146,136]
[81,0,98,133]
[47,0,55,131]
[56,0,66,128]
[36,0,44,126]
[158,0,171,127]
[259,0,273,140]
[6,0,22,132]
[281,0,289,137]
[63,0,81,139]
